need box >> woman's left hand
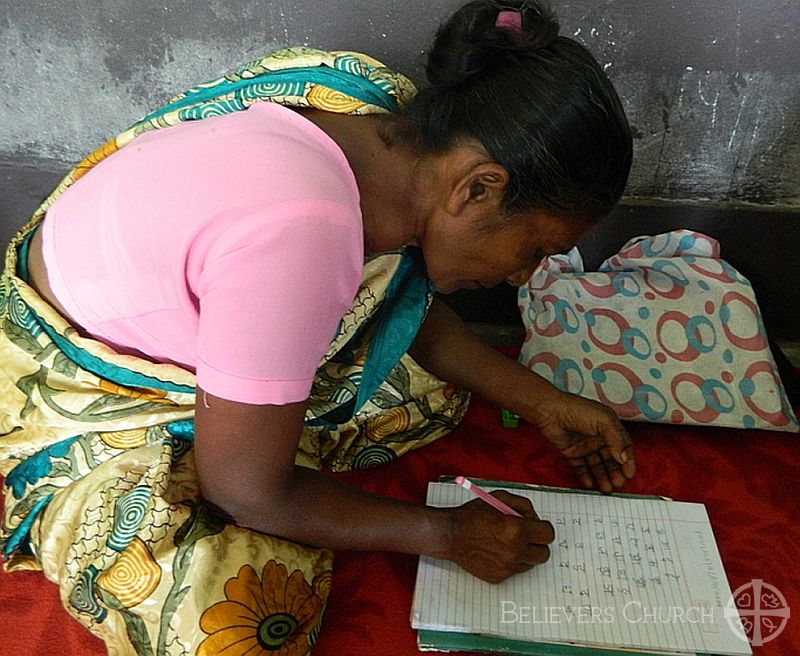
[409,298,636,493]
[530,391,636,493]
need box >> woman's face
[421,206,593,294]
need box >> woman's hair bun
[425,1,560,87]
[407,0,632,218]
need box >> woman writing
[1,1,634,653]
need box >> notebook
[411,479,752,656]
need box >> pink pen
[455,476,523,517]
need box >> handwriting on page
[412,482,752,655]
[549,503,682,608]
[490,487,700,650]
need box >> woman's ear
[447,161,509,216]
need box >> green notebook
[417,627,700,655]
[410,478,751,656]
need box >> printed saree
[0,48,469,656]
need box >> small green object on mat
[501,408,519,428]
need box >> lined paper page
[411,483,751,656]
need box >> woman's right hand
[444,491,555,583]
[193,388,554,577]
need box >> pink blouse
[41,102,364,404]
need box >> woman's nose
[505,268,535,287]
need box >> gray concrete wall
[3,1,800,211]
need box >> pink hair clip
[495,9,523,37]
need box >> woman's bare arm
[193,388,554,582]
[409,298,636,491]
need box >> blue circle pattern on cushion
[554,359,585,395]
[612,273,640,297]
[634,384,668,421]
[685,316,716,353]
[555,299,580,333]
[622,328,651,360]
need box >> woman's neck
[295,110,430,254]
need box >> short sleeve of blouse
[191,199,362,405]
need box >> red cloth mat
[2,392,798,655]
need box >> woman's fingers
[599,415,636,477]
[491,491,556,546]
[511,544,552,571]
[491,490,535,518]
[568,450,629,492]
[579,451,613,492]
[567,458,595,488]
[599,446,630,489]
[527,518,555,546]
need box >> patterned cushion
[518,230,799,432]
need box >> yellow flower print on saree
[198,562,327,656]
